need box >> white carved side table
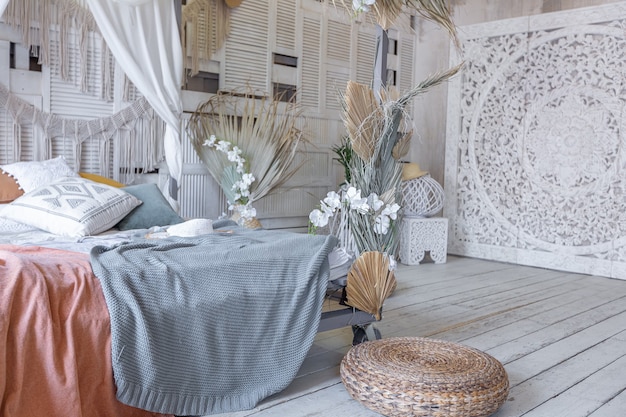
[399,217,448,265]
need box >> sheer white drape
[0,0,8,17]
[86,0,183,206]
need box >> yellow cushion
[79,172,125,188]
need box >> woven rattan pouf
[341,337,509,417]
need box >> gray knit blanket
[90,226,337,416]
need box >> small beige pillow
[0,170,24,203]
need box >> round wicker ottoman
[340,337,509,417]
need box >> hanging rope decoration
[1,0,145,101]
[0,82,165,178]
[182,0,232,77]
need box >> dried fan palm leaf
[407,0,460,48]
[341,81,383,162]
[346,251,397,321]
[187,87,305,205]
[371,0,404,30]
[331,0,458,46]
[392,129,412,159]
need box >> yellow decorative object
[401,162,428,181]
[79,172,124,188]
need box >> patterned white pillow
[0,156,78,193]
[1,177,142,237]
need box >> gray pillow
[116,183,184,230]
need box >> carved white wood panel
[444,3,626,279]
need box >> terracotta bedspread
[0,245,168,417]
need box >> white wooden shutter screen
[1,0,420,230]
[224,1,270,92]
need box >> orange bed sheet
[0,245,170,417]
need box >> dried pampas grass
[346,251,397,321]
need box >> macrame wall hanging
[0,0,164,180]
[0,82,165,179]
[2,0,118,100]
[182,0,231,77]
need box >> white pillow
[0,156,78,193]
[1,177,142,237]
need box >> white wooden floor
[212,255,626,417]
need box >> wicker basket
[341,337,509,417]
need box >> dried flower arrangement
[311,0,462,319]
[188,89,304,226]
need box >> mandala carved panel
[444,4,626,279]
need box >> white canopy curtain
[86,0,183,208]
[0,0,7,16]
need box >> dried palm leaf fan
[187,87,306,212]
[346,251,397,321]
[341,81,384,162]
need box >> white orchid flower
[320,201,335,216]
[216,140,231,152]
[241,172,255,186]
[204,134,217,147]
[239,205,257,220]
[323,191,342,211]
[352,0,375,13]
[309,208,331,228]
[374,214,391,234]
[381,203,401,220]
[227,146,242,162]
[368,193,384,211]
[344,187,369,213]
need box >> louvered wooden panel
[356,30,376,86]
[303,116,330,145]
[224,2,270,91]
[301,15,321,110]
[255,186,329,218]
[49,32,113,119]
[289,149,331,182]
[0,113,9,164]
[48,28,114,173]
[399,34,414,116]
[178,171,227,220]
[303,114,344,147]
[49,74,113,172]
[325,68,350,112]
[276,0,297,51]
[178,113,225,220]
[326,19,351,62]
[6,94,42,163]
[48,30,111,100]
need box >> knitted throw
[90,227,337,416]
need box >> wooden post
[373,25,388,99]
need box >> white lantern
[401,174,444,218]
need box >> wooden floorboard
[210,256,626,417]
